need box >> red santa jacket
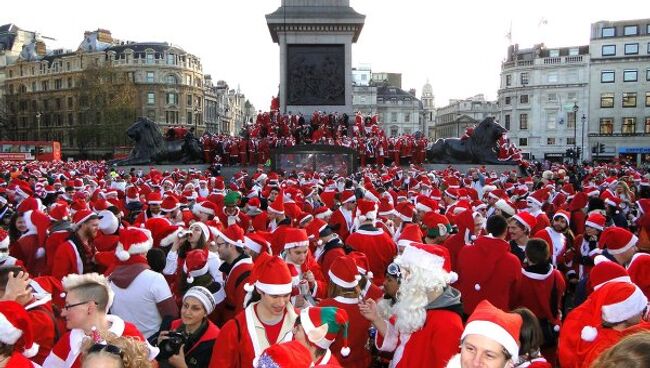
[530,211,551,238]
[250,212,269,232]
[17,234,46,276]
[627,252,650,299]
[329,208,354,242]
[51,240,85,281]
[456,235,521,315]
[319,296,372,368]
[345,226,397,286]
[45,229,71,274]
[219,255,253,324]
[511,264,566,330]
[314,239,347,284]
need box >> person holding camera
[157,286,219,368]
[163,222,221,288]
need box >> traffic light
[599,143,605,153]
[565,148,574,158]
[576,147,582,159]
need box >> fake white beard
[0,251,8,262]
[377,298,395,320]
[393,263,446,335]
[336,182,345,192]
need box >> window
[623,92,637,107]
[55,98,61,110]
[146,72,154,83]
[547,73,558,83]
[647,69,650,81]
[648,24,650,34]
[404,113,410,123]
[547,113,556,129]
[165,111,179,124]
[520,72,529,85]
[547,138,556,145]
[601,71,615,83]
[186,75,192,85]
[547,93,557,102]
[601,93,615,108]
[519,113,528,130]
[32,82,36,91]
[624,25,638,36]
[622,117,636,134]
[505,75,512,86]
[166,54,175,65]
[187,95,192,106]
[602,27,615,37]
[391,112,397,122]
[505,96,511,105]
[602,45,616,56]
[520,95,529,104]
[625,43,639,55]
[568,112,576,128]
[41,81,48,91]
[54,79,62,90]
[623,70,638,82]
[549,49,560,57]
[165,75,177,84]
[67,97,73,109]
[519,138,528,146]
[646,118,650,134]
[167,93,178,105]
[146,53,154,64]
[646,92,650,107]
[67,78,73,88]
[504,114,510,130]
[187,111,192,124]
[147,93,155,105]
[569,48,579,56]
[600,118,614,134]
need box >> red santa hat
[268,190,285,215]
[244,253,293,296]
[244,233,272,254]
[348,251,373,279]
[585,212,606,231]
[17,197,40,214]
[282,228,309,250]
[0,229,9,251]
[580,282,647,342]
[355,199,378,223]
[299,306,352,357]
[494,199,516,217]
[462,300,522,362]
[415,195,437,213]
[146,192,163,205]
[527,189,548,207]
[72,209,100,229]
[115,227,153,261]
[602,192,621,208]
[305,218,328,243]
[125,186,140,203]
[213,224,245,248]
[328,255,361,289]
[340,190,356,204]
[397,223,423,249]
[377,199,396,217]
[589,255,631,290]
[98,209,119,235]
[313,206,332,220]
[599,227,638,255]
[146,219,180,248]
[553,209,571,225]
[193,201,217,217]
[512,212,537,233]
[0,301,39,358]
[422,212,451,238]
[161,195,180,213]
[395,202,415,222]
[183,249,210,283]
[23,210,50,248]
[255,340,313,368]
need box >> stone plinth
[266,0,365,115]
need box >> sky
[3,0,648,110]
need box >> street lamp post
[35,112,41,141]
[581,113,586,163]
[572,102,578,164]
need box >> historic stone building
[498,43,590,162]
[376,85,421,137]
[587,19,650,164]
[421,80,436,139]
[435,94,498,140]
[1,27,205,157]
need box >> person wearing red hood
[108,227,178,340]
[51,210,101,281]
[456,215,521,316]
[17,209,50,276]
[441,208,477,272]
[0,301,42,368]
[567,192,589,237]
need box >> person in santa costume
[348,251,384,302]
[422,211,452,246]
[293,306,352,367]
[51,209,101,281]
[558,281,650,368]
[180,250,226,314]
[457,215,521,316]
[445,300,522,368]
[108,227,178,341]
[360,243,464,368]
[209,253,297,368]
[345,199,397,287]
[533,210,574,275]
[17,208,49,276]
[280,228,326,306]
[254,340,313,368]
[510,308,553,368]
[507,212,537,265]
[0,300,42,368]
[328,190,356,242]
[242,232,271,260]
[0,229,24,269]
[312,225,347,282]
[212,224,252,324]
[526,190,551,237]
[573,212,606,280]
[317,255,371,368]
[43,273,157,368]
[598,226,650,299]
[132,192,164,227]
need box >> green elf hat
[224,191,241,207]
[299,306,351,356]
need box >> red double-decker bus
[0,141,62,161]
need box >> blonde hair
[591,332,650,368]
[62,273,114,312]
[81,332,152,368]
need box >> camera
[158,331,187,357]
[177,229,192,238]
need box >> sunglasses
[386,262,401,278]
[63,300,95,311]
[88,343,124,359]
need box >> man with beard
[534,210,575,273]
[52,209,101,280]
[359,243,464,368]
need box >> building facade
[435,94,498,140]
[1,28,206,157]
[421,80,436,139]
[587,19,650,164]
[498,44,590,162]
[375,85,421,137]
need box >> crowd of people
[0,157,649,367]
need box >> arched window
[165,74,178,84]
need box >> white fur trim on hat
[0,313,22,345]
[255,280,293,295]
[601,286,648,323]
[594,276,632,290]
[243,236,263,254]
[462,320,519,362]
[315,208,332,219]
[193,203,215,216]
[284,239,309,250]
[160,228,183,248]
[584,220,604,231]
[553,212,570,224]
[512,214,532,232]
[0,235,9,250]
[607,234,638,255]
[327,269,360,289]
[399,245,445,274]
[415,202,433,213]
[192,222,210,242]
[299,308,331,349]
[22,341,39,358]
[184,261,210,284]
